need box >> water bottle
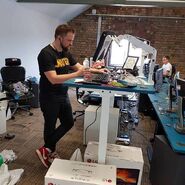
[83,58,91,81]
[83,58,89,69]
[0,154,4,167]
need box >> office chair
[0,58,33,119]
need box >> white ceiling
[18,2,91,21]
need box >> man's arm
[71,62,109,74]
[44,63,84,84]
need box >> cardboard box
[45,159,116,185]
[84,141,144,185]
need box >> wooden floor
[0,88,156,185]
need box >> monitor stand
[175,96,185,134]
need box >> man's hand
[75,67,85,77]
[92,59,105,69]
[98,68,110,73]
[90,67,110,74]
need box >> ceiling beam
[125,0,185,7]
[16,0,126,5]
[16,0,185,7]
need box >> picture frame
[122,56,139,70]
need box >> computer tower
[83,105,119,145]
[149,135,185,185]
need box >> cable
[133,129,148,141]
[84,105,101,145]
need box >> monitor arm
[119,34,157,85]
[96,35,118,60]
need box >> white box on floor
[0,106,6,134]
[84,141,144,185]
[0,92,11,120]
[84,105,119,145]
[45,159,116,185]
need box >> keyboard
[91,73,110,83]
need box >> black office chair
[0,58,34,119]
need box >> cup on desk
[157,103,166,115]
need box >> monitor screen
[155,68,163,92]
[107,37,129,68]
[176,78,185,97]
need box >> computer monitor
[175,78,185,134]
[93,31,115,62]
[154,68,163,92]
[107,40,127,68]
[166,72,180,112]
[176,78,185,97]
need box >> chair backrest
[1,58,25,83]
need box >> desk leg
[98,90,112,164]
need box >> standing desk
[64,78,155,164]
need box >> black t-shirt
[38,44,77,101]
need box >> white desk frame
[81,87,129,164]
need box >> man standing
[36,24,85,168]
[162,55,172,77]
[36,24,106,168]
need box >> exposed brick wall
[69,6,185,78]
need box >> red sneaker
[36,146,51,168]
[48,151,60,164]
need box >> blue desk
[148,86,185,154]
[149,85,185,185]
[65,78,155,163]
[64,78,155,94]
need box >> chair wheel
[29,112,33,116]
[4,133,15,140]
[11,116,15,120]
